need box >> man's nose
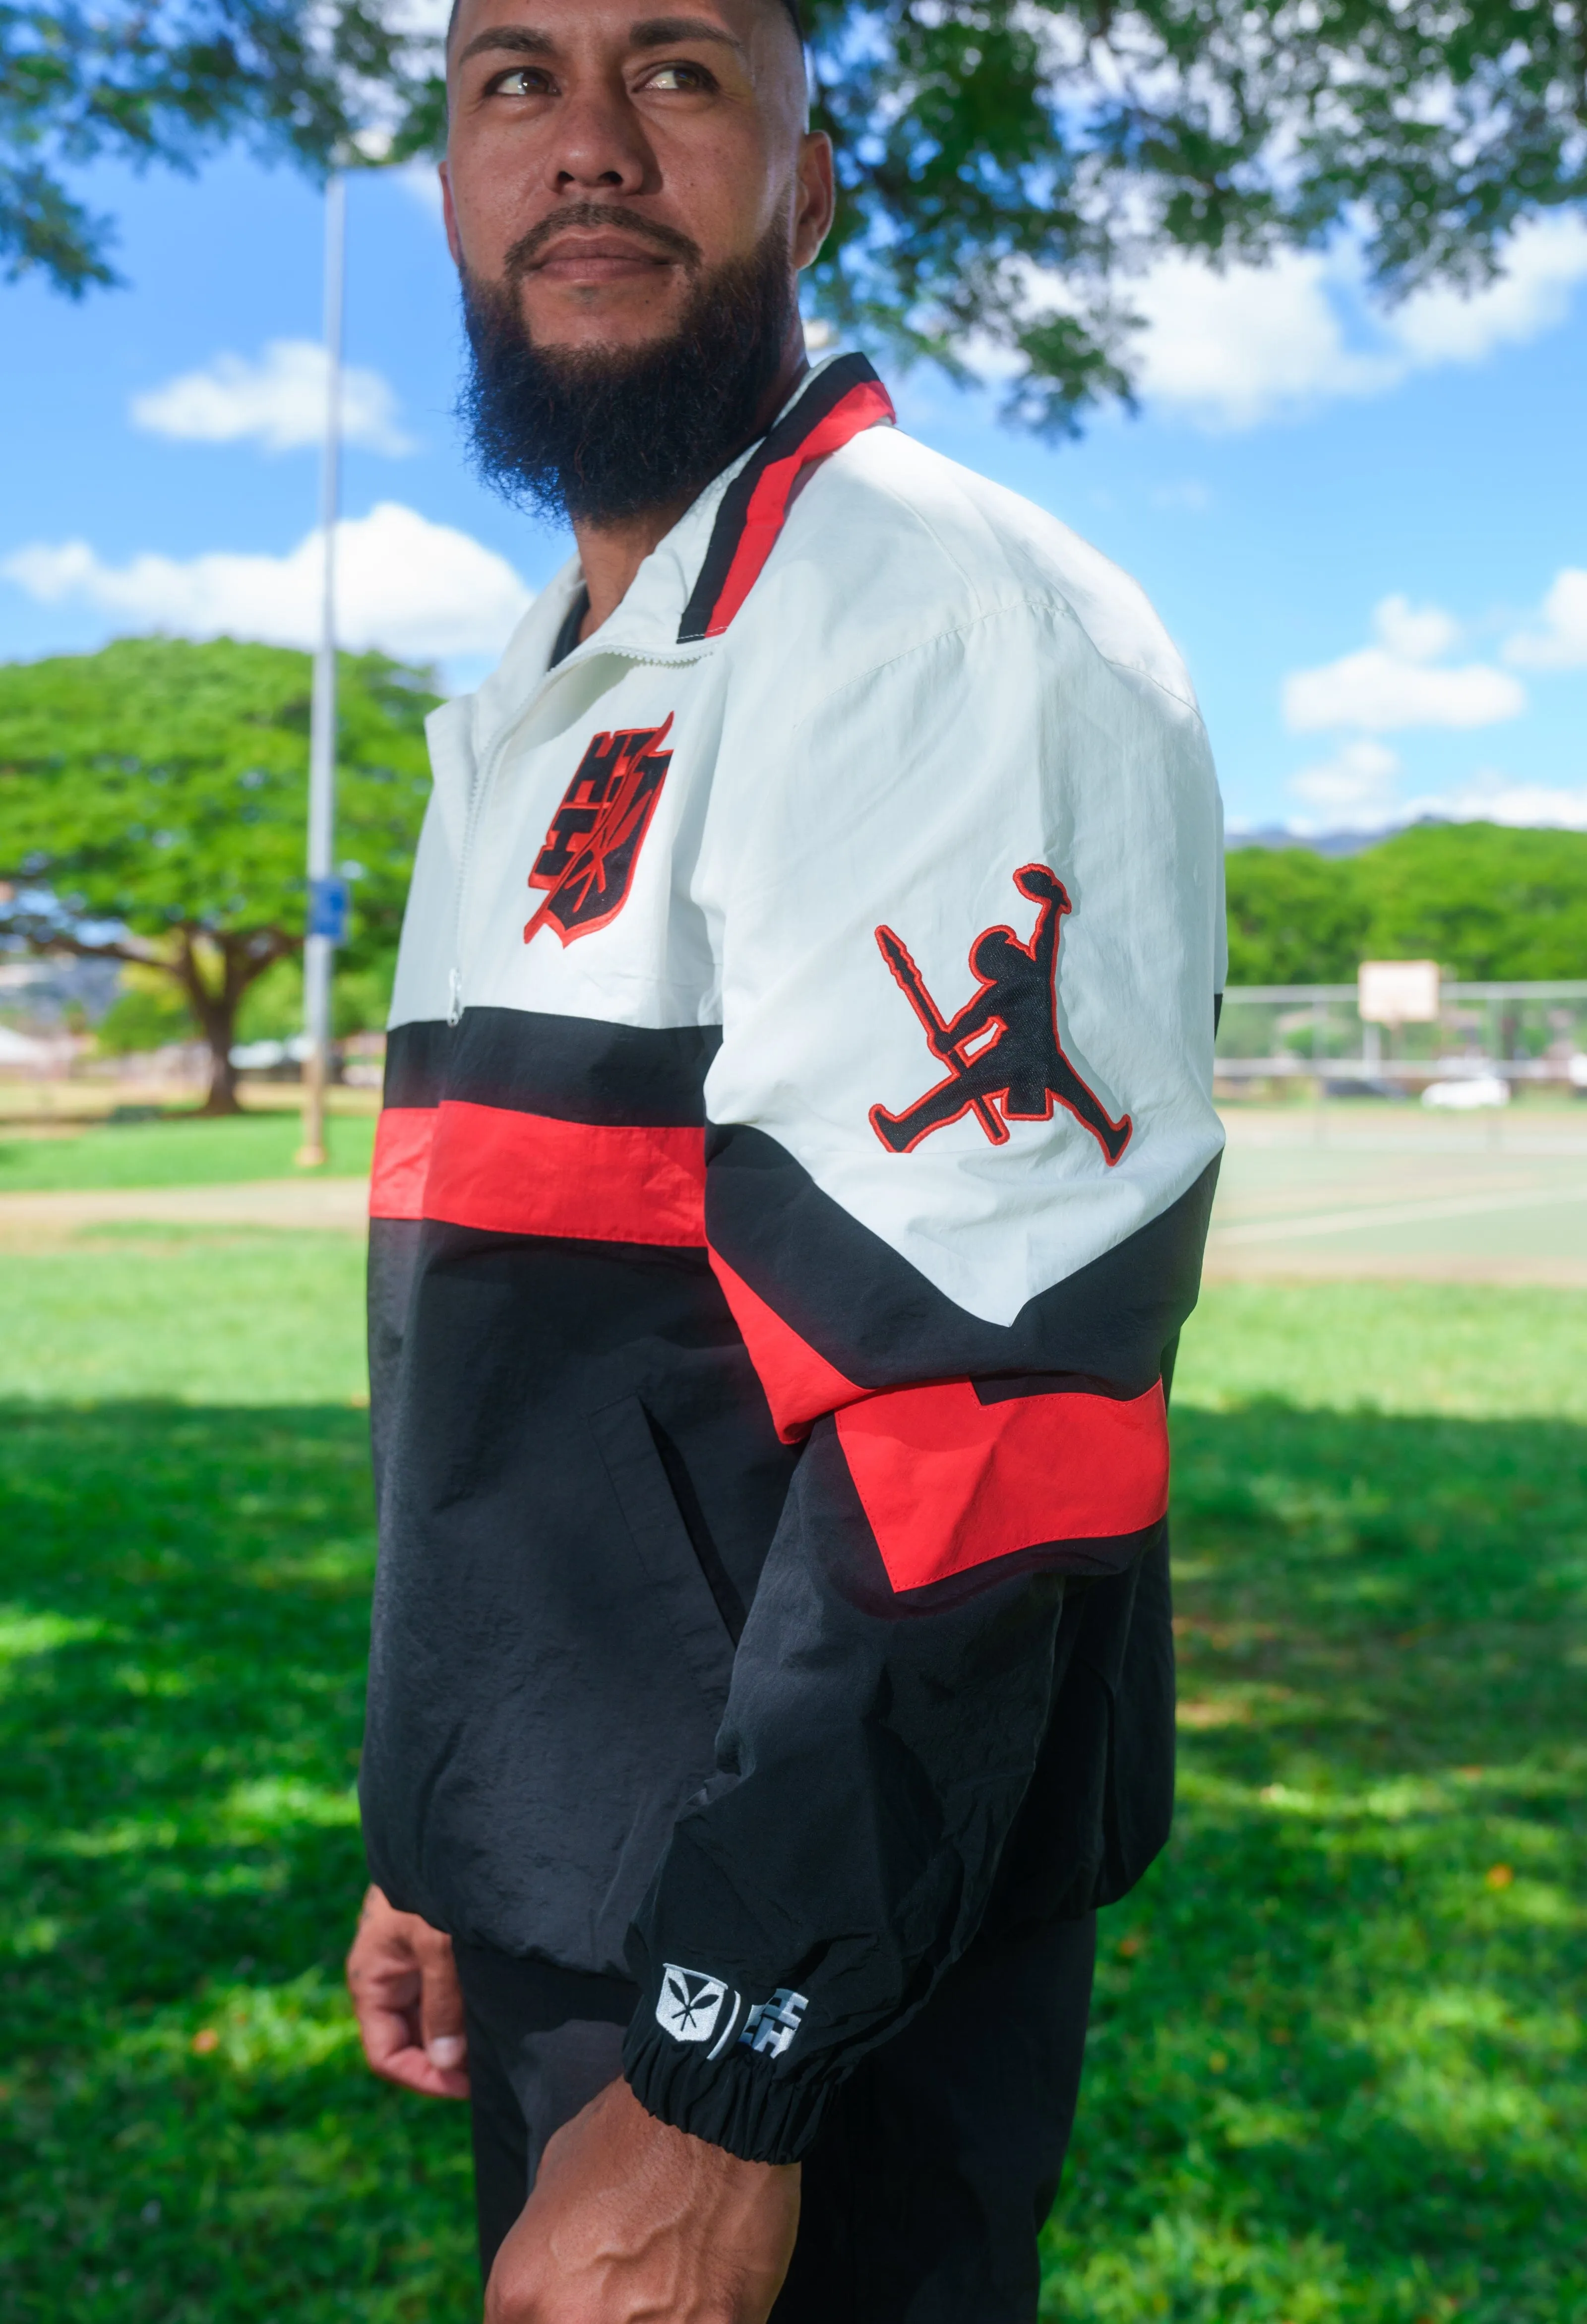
[547,83,658,198]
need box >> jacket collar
[483,352,894,724]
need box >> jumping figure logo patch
[525,715,674,946]
[870,863,1132,1164]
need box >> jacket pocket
[589,1395,738,1720]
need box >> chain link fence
[1216,981,1587,1099]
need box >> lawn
[0,1107,376,1194]
[1,1240,1583,2322]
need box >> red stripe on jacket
[369,1106,436,1220]
[703,379,897,637]
[836,1379,1169,1592]
[370,1101,706,1245]
[708,1248,864,1442]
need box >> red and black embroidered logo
[525,716,674,946]
[870,863,1132,1165]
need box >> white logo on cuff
[657,1964,736,2048]
[656,1966,811,2063]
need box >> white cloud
[2,502,532,663]
[131,340,416,456]
[1504,568,1587,671]
[1371,593,1460,664]
[1402,781,1587,831]
[1130,249,1394,429]
[1282,772,1587,838]
[1289,738,1401,816]
[1284,650,1525,733]
[1387,213,1587,363]
[1132,212,1587,430]
[1283,594,1526,732]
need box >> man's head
[441,0,833,524]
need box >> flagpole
[298,168,347,1168]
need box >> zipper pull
[447,968,462,1027]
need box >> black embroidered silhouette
[525,715,674,945]
[869,863,1132,1164]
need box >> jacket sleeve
[620,597,1224,2162]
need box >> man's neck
[570,340,810,642]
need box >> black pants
[456,1913,1096,2323]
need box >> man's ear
[439,161,463,270]
[792,130,835,270]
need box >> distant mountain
[1227,817,1450,858]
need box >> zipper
[446,715,515,1026]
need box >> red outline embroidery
[525,714,674,947]
[869,863,1133,1165]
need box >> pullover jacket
[360,355,1226,2165]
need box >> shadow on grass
[1043,1403,1587,2324]
[0,1402,473,2324]
[2,1400,1582,2324]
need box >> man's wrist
[622,2023,831,2167]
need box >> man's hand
[485,2077,799,2324]
[346,1883,470,2099]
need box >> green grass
[0,1110,376,1193]
[0,1229,474,2320]
[1,1248,1583,2320]
[0,1228,369,1404]
[1041,1288,1587,2322]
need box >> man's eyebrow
[454,24,555,67]
[627,16,745,53]
[454,17,746,70]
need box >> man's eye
[642,61,713,92]
[488,66,551,97]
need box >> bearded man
[344,2,1226,2318]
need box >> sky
[2,148,1585,837]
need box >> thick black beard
[459,229,797,526]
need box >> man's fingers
[369,2038,473,2101]
[344,1878,469,2101]
[416,1927,469,2082]
[354,1991,469,2098]
[346,1886,468,2097]
[358,1996,424,2073]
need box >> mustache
[503,203,703,282]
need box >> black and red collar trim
[676,354,895,645]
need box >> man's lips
[528,235,683,279]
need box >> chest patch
[525,715,674,945]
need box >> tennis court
[1206,1102,1587,1285]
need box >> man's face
[441,0,832,353]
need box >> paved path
[3,1111,1586,1286]
[0,1176,369,1246]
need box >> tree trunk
[200,1017,242,1116]
[172,931,245,1116]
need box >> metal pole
[298,171,346,1169]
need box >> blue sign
[308,876,350,942]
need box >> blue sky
[3,148,1585,835]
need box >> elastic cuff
[622,2026,832,2164]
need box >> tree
[1224,824,1587,985]
[1224,847,1368,984]
[0,0,436,294]
[5,0,1584,429]
[0,635,436,1112]
[1359,823,1587,981]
